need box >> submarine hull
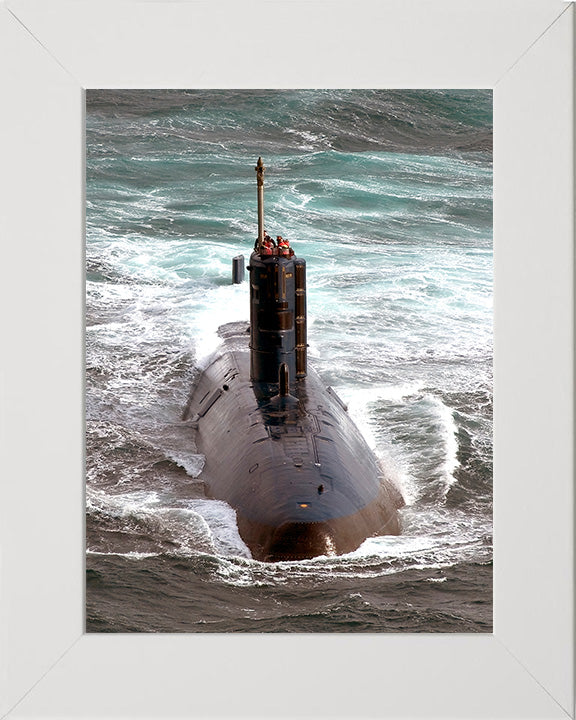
[184,322,404,562]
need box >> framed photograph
[84,86,494,633]
[1,1,573,718]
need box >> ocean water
[85,89,493,632]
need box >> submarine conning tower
[248,157,307,386]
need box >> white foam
[345,387,461,501]
[163,449,205,478]
[426,394,460,492]
[86,486,161,515]
[187,499,252,559]
[86,483,254,560]
[336,382,423,413]
[86,550,160,559]
[190,283,249,360]
[333,386,380,451]
[330,383,421,503]
[86,486,217,556]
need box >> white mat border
[0,1,573,718]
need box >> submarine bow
[183,158,404,562]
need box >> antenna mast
[255,157,265,251]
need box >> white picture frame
[0,0,573,718]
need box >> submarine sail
[183,158,404,562]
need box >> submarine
[183,158,404,562]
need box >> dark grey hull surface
[184,323,404,562]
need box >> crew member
[277,236,291,257]
[261,236,275,256]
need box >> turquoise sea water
[86,89,493,632]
